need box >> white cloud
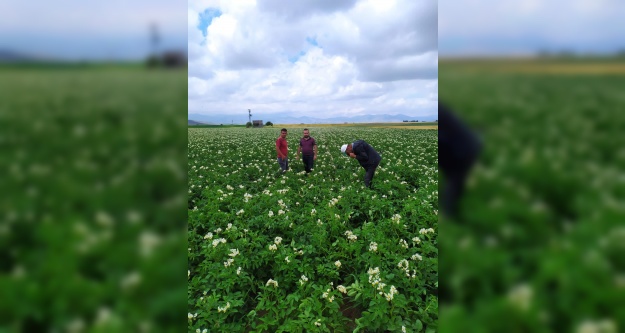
[188,0,438,121]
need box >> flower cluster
[368,267,399,302]
[398,259,417,278]
[203,232,213,240]
[507,284,533,311]
[368,267,383,288]
[391,214,401,223]
[575,319,617,333]
[419,228,435,235]
[278,199,288,209]
[399,239,409,249]
[299,275,308,285]
[369,242,378,252]
[334,260,341,268]
[345,230,357,242]
[385,285,398,301]
[321,284,335,303]
[212,238,226,248]
[398,259,409,271]
[217,302,230,313]
[266,279,278,288]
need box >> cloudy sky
[188,0,438,120]
[0,1,186,60]
[440,0,625,56]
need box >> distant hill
[188,112,437,125]
[188,120,209,125]
[0,49,39,62]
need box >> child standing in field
[276,128,289,173]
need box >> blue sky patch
[198,8,222,37]
[288,51,306,63]
[306,36,319,47]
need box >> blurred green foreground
[439,58,625,333]
[0,65,187,332]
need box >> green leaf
[414,319,423,331]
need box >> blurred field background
[0,1,187,332]
[0,64,188,332]
[439,1,625,331]
[439,48,625,333]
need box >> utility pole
[150,22,160,57]
[248,109,252,124]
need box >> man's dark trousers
[302,155,314,173]
[364,159,380,188]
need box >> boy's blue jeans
[277,157,289,172]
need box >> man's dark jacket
[352,140,381,167]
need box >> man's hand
[313,154,317,160]
[296,155,300,160]
[349,153,356,158]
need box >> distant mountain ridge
[0,49,40,62]
[188,112,437,125]
[188,120,209,125]
[0,49,55,63]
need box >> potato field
[188,127,438,332]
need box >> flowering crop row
[188,127,438,332]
